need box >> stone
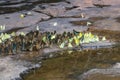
[79,63,120,80]
[33,3,66,17]
[0,11,50,32]
[93,19,120,31]
[36,18,88,33]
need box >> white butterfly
[36,26,39,31]
[0,25,6,30]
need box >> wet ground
[23,44,120,80]
[0,0,120,80]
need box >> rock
[49,2,73,8]
[0,0,24,5]
[113,63,120,69]
[36,18,88,33]
[0,55,42,80]
[33,1,82,17]
[0,3,31,8]
[0,0,64,14]
[93,19,120,31]
[84,5,120,18]
[0,56,28,80]
[66,0,93,9]
[66,0,120,9]
[33,3,66,17]
[96,0,120,6]
[59,8,82,18]
[79,63,120,80]
[0,11,50,32]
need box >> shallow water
[23,45,120,80]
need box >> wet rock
[0,11,50,32]
[0,0,64,14]
[36,18,88,33]
[12,77,22,80]
[66,0,120,8]
[33,2,67,17]
[0,56,42,80]
[89,16,109,22]
[0,0,30,14]
[59,8,85,18]
[93,19,120,31]
[0,0,25,5]
[0,1,6,4]
[81,73,120,80]
[33,1,86,18]
[70,20,92,26]
[0,56,28,80]
[98,0,120,6]
[0,3,30,8]
[79,63,120,80]
[61,3,120,18]
[66,0,93,9]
